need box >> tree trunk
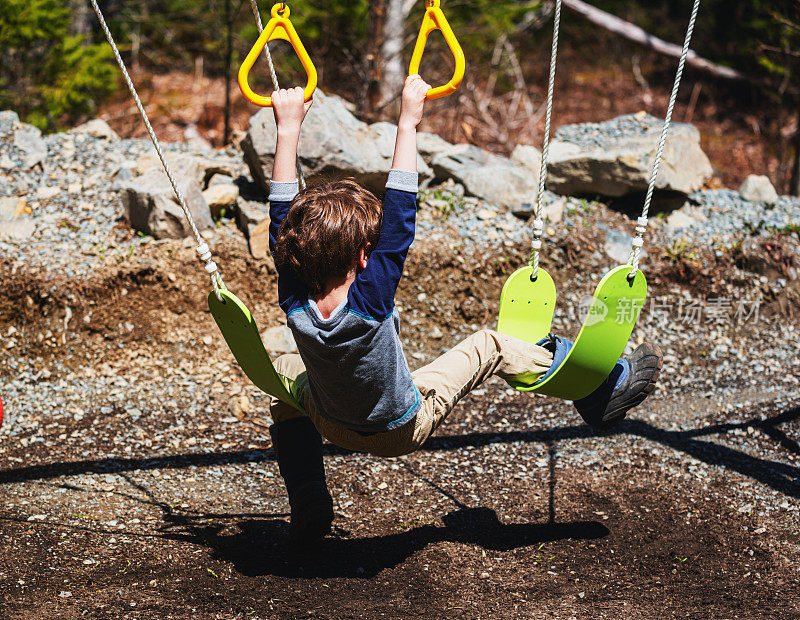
[791,108,800,196]
[563,0,749,82]
[362,0,388,117]
[379,0,408,113]
[69,0,93,38]
[223,0,233,145]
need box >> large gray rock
[546,113,712,198]
[202,183,239,219]
[431,144,538,208]
[235,200,268,235]
[0,111,47,169]
[120,167,213,239]
[241,92,432,195]
[417,131,453,159]
[135,153,235,187]
[511,144,542,176]
[73,118,119,141]
[739,174,778,205]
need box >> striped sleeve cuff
[386,169,419,193]
[268,180,300,202]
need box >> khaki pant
[270,329,553,457]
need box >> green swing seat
[497,264,647,401]
[208,289,304,411]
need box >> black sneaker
[269,417,334,544]
[288,481,334,544]
[573,342,663,430]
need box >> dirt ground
[1,221,799,618]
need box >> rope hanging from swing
[528,0,562,281]
[87,0,226,299]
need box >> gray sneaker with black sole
[573,342,663,430]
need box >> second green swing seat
[497,264,647,401]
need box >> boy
[266,78,662,542]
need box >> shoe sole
[600,344,663,428]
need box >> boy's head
[274,179,382,296]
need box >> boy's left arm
[270,87,313,309]
[350,76,430,320]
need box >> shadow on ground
[2,405,797,497]
[154,508,609,578]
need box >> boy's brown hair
[274,179,382,296]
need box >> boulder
[511,144,542,176]
[241,91,432,195]
[546,113,712,198]
[739,174,778,205]
[261,325,297,354]
[0,111,47,169]
[73,118,120,141]
[135,153,236,187]
[208,173,235,187]
[235,200,268,237]
[202,183,239,218]
[120,167,213,239]
[431,144,538,208]
[417,131,453,159]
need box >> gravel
[661,189,800,246]
[553,113,665,149]
[0,123,246,281]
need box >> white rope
[88,0,225,299]
[249,0,307,190]
[528,0,562,279]
[628,0,701,274]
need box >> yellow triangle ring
[238,4,318,107]
[408,0,465,100]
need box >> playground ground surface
[1,220,799,618]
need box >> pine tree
[0,0,116,130]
